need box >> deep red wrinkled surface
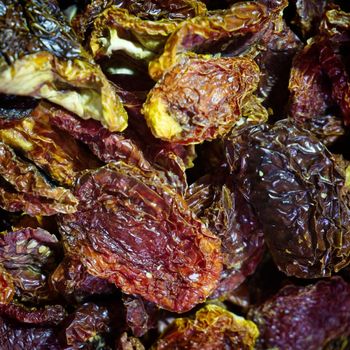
[64,303,110,347]
[49,104,189,195]
[0,316,60,350]
[249,277,350,350]
[123,295,160,337]
[0,227,59,302]
[0,303,66,326]
[51,255,115,303]
[225,120,350,278]
[187,170,264,298]
[144,57,260,144]
[59,162,222,312]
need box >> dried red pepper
[59,162,222,312]
[143,56,263,144]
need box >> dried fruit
[0,303,66,327]
[292,0,327,38]
[0,0,128,131]
[225,119,350,278]
[117,332,145,350]
[0,142,78,216]
[89,1,207,62]
[51,255,115,302]
[59,162,222,312]
[64,303,110,349]
[143,57,263,144]
[187,169,264,298]
[0,265,15,305]
[123,295,160,337]
[0,227,60,302]
[149,1,269,80]
[49,105,188,194]
[0,103,100,186]
[249,277,350,350]
[0,316,60,350]
[152,304,259,350]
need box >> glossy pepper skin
[148,1,269,80]
[225,119,350,278]
[59,162,222,312]
[152,304,259,350]
[143,56,262,144]
[187,169,264,298]
[0,142,78,216]
[249,277,350,350]
[288,4,350,143]
[0,102,100,187]
[0,0,128,132]
[0,227,60,303]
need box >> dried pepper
[0,265,15,305]
[0,0,127,131]
[152,304,259,350]
[51,255,115,302]
[187,169,264,298]
[89,1,207,62]
[225,119,350,278]
[0,103,100,186]
[0,227,60,302]
[0,0,349,348]
[148,1,269,80]
[249,277,350,350]
[143,56,264,144]
[0,142,78,216]
[59,162,222,312]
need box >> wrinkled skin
[48,104,152,171]
[0,102,100,186]
[117,332,145,350]
[249,277,350,350]
[0,228,60,303]
[148,1,269,80]
[291,0,327,38]
[49,104,190,195]
[59,162,222,312]
[0,303,66,327]
[289,41,335,122]
[319,7,350,126]
[0,142,78,216]
[143,57,263,144]
[217,1,299,119]
[298,114,345,146]
[72,0,114,40]
[123,295,160,337]
[289,6,350,137]
[89,1,206,64]
[225,119,350,278]
[0,265,15,304]
[117,0,207,21]
[319,38,350,127]
[0,316,60,350]
[253,12,301,118]
[0,0,127,131]
[74,0,206,48]
[63,303,110,349]
[51,255,115,303]
[152,304,259,350]
[187,170,264,298]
